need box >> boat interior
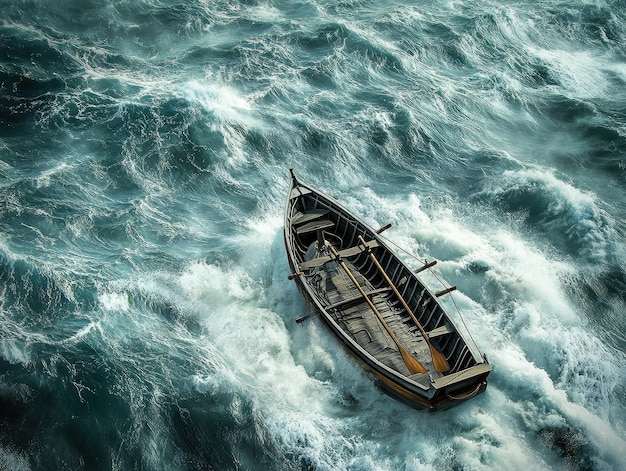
[287,186,481,377]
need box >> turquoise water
[1,1,625,469]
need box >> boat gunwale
[283,170,491,401]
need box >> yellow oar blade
[429,346,450,373]
[401,347,428,375]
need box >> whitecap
[179,80,251,119]
[98,291,130,312]
[243,5,284,24]
[172,259,392,468]
[0,338,30,365]
[528,47,612,99]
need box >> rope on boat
[376,233,482,356]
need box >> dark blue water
[1,1,625,469]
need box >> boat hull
[284,170,490,411]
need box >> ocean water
[1,0,625,469]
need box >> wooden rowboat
[284,169,491,411]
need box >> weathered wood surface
[284,170,491,409]
[318,259,433,377]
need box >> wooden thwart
[432,363,491,389]
[426,324,454,338]
[292,209,329,226]
[298,240,381,270]
[295,219,334,235]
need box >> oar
[358,236,450,373]
[328,244,427,375]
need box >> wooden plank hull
[284,170,491,411]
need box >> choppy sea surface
[1,1,625,470]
